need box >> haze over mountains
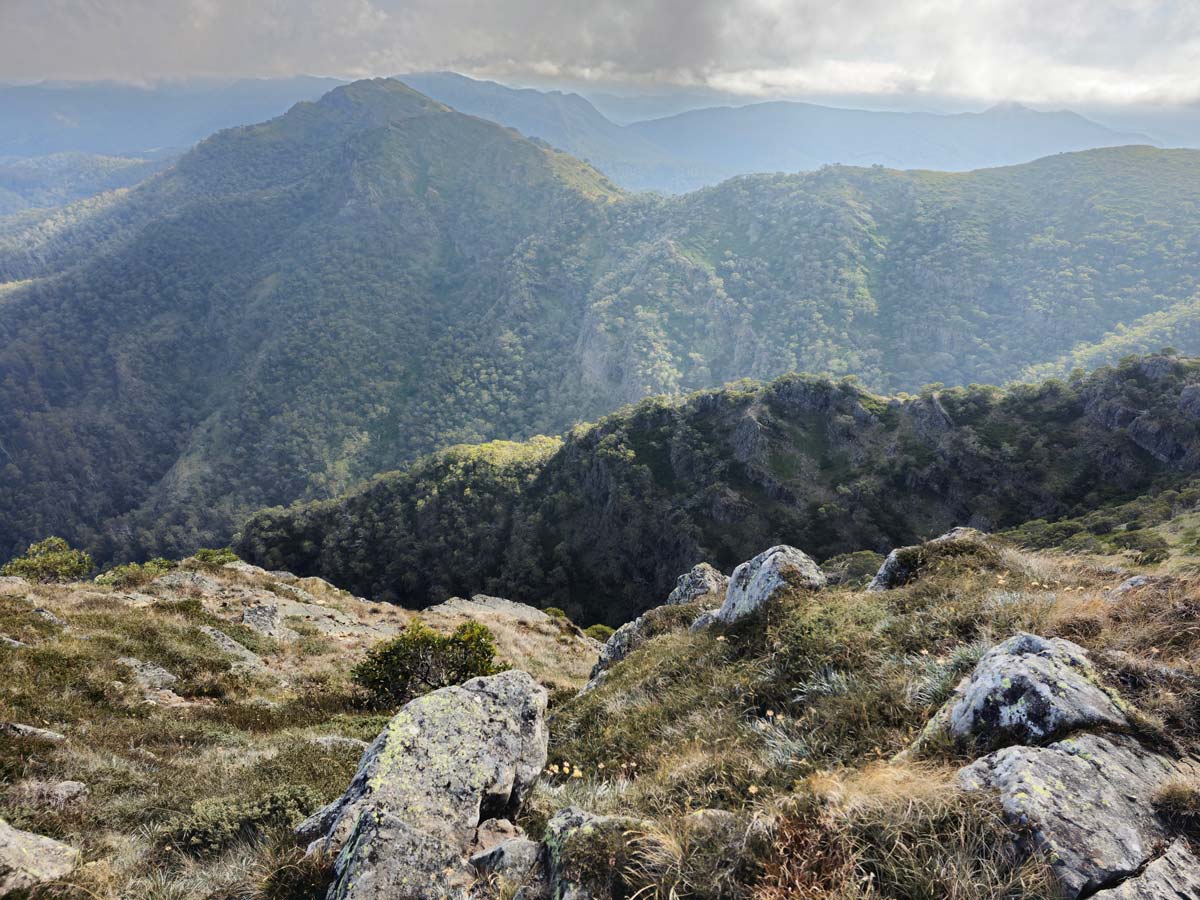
[3,77,1200,563]
[0,71,1167,200]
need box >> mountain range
[401,72,1155,192]
[4,78,1200,564]
[0,72,1159,198]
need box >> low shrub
[585,624,616,642]
[163,785,320,856]
[192,547,241,566]
[1,536,93,582]
[95,557,175,588]
[351,620,505,708]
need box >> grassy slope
[0,556,597,899]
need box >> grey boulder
[665,563,728,606]
[960,732,1200,898]
[713,545,825,625]
[868,527,985,591]
[915,632,1130,753]
[312,670,548,899]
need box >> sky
[3,0,1200,107]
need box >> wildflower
[748,785,759,795]
[716,635,727,642]
[572,769,583,779]
[766,709,775,718]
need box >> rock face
[1093,839,1200,898]
[712,545,825,625]
[665,563,728,606]
[0,818,78,894]
[917,633,1130,753]
[960,733,1200,898]
[868,527,985,591]
[308,670,548,899]
[588,617,647,684]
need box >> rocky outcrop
[931,630,1200,897]
[1093,839,1200,898]
[915,633,1130,753]
[711,545,824,625]
[199,625,264,670]
[542,807,657,900]
[664,563,728,606]
[960,733,1200,898]
[307,670,548,899]
[0,818,78,895]
[867,527,988,591]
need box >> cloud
[2,0,1199,104]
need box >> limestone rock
[117,656,179,691]
[426,595,552,623]
[0,818,78,894]
[714,545,825,624]
[665,563,728,606]
[32,607,66,628]
[313,670,548,899]
[959,732,1200,898]
[916,633,1129,753]
[868,527,986,591]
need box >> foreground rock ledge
[0,818,78,895]
[301,669,548,899]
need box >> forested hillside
[239,355,1200,624]
[4,78,1200,562]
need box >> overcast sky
[3,0,1199,106]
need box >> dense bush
[584,624,616,642]
[1,536,93,582]
[192,547,240,567]
[351,621,505,708]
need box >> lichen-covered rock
[543,807,657,900]
[586,617,645,685]
[688,609,720,632]
[470,836,544,891]
[915,633,1129,753]
[665,563,728,606]
[328,811,473,900]
[0,818,78,894]
[1092,840,1200,898]
[959,732,1200,898]
[868,527,987,591]
[312,670,548,899]
[713,545,825,624]
[117,656,178,691]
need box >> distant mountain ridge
[3,78,1200,564]
[401,72,1153,191]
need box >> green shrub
[95,557,175,588]
[1111,529,1171,565]
[192,547,240,567]
[164,785,320,856]
[544,607,568,620]
[1,536,93,582]
[351,620,505,708]
[585,624,616,642]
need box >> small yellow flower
[572,769,583,779]
[766,709,775,718]
[598,762,605,770]
[716,635,727,642]
[748,785,759,795]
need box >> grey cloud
[2,0,1199,104]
